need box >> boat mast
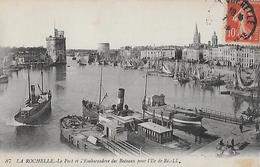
[143,72,148,119]
[98,66,103,105]
[27,64,31,101]
[144,72,148,99]
[41,63,44,93]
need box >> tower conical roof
[195,23,198,36]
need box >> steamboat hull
[14,100,51,124]
[146,106,203,126]
[172,113,202,125]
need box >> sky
[0,0,225,49]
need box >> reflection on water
[0,83,8,95]
[55,65,66,82]
[0,59,258,152]
[15,126,37,137]
[14,125,49,151]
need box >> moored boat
[78,57,87,65]
[177,77,190,84]
[147,70,173,77]
[82,66,108,123]
[60,115,106,153]
[142,73,202,125]
[62,88,149,156]
[0,74,8,83]
[220,90,230,95]
[200,77,225,87]
[0,66,8,83]
[171,112,202,125]
[144,98,203,126]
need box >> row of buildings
[6,24,260,68]
[182,24,260,68]
[121,24,260,69]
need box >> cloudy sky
[0,0,225,49]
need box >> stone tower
[212,31,218,47]
[46,28,66,65]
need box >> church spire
[195,23,198,36]
[193,23,200,47]
[54,20,56,36]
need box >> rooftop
[138,122,171,134]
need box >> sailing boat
[147,60,173,77]
[230,65,260,99]
[0,57,8,83]
[161,62,173,77]
[14,64,52,124]
[0,68,8,83]
[82,66,107,123]
[123,60,134,70]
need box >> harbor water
[0,59,253,153]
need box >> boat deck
[60,116,105,151]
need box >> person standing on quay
[239,124,243,133]
[256,122,259,132]
[231,139,235,148]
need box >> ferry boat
[14,65,52,124]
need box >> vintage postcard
[0,0,259,166]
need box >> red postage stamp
[225,0,260,44]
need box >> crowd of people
[216,138,238,157]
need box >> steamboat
[14,65,52,124]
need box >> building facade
[138,122,173,144]
[182,48,201,61]
[46,28,66,65]
[140,49,175,59]
[97,43,110,60]
[120,46,132,60]
[209,45,260,68]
